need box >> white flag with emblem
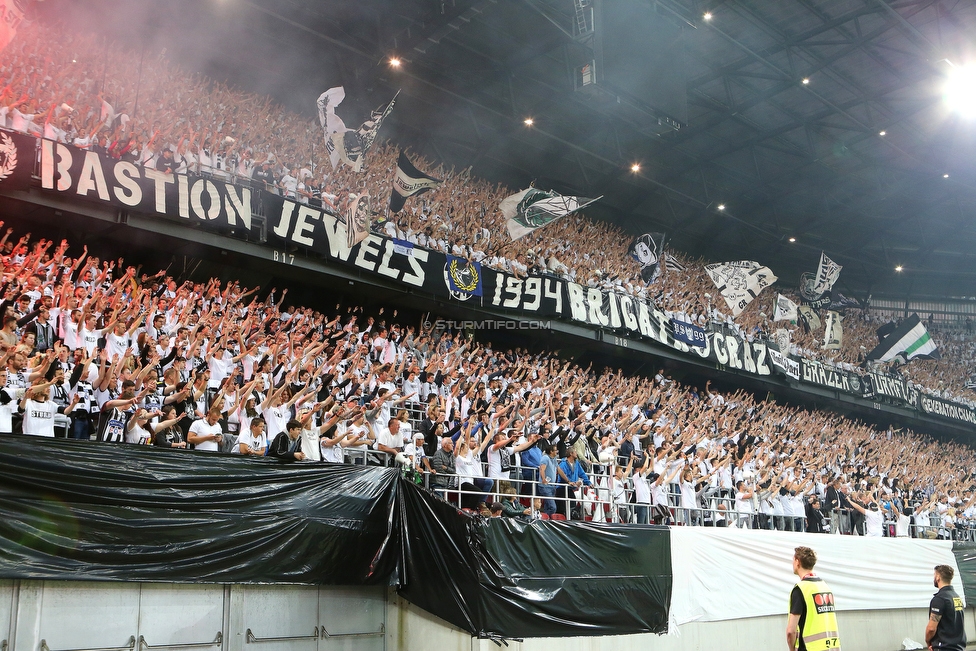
[773,294,798,322]
[705,261,778,317]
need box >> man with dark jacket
[269,419,306,461]
[826,478,844,534]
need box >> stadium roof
[38,0,976,299]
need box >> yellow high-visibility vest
[793,576,841,651]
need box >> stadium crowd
[0,224,972,538]
[2,20,974,408]
[1,19,976,538]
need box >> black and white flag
[664,253,686,273]
[629,232,665,283]
[812,252,842,296]
[705,261,777,317]
[823,310,843,350]
[319,88,398,172]
[798,305,821,333]
[390,151,442,213]
[773,294,798,322]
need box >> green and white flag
[500,188,600,241]
[866,313,940,362]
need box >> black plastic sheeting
[0,437,672,638]
[0,437,400,584]
[952,542,976,605]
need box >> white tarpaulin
[669,527,959,630]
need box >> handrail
[320,623,385,639]
[245,627,318,644]
[41,636,136,651]
[138,632,222,650]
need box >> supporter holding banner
[390,151,442,213]
[671,318,706,348]
[629,233,665,283]
[705,261,777,317]
[773,294,798,322]
[500,187,600,241]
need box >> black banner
[800,359,864,395]
[0,129,34,191]
[27,137,976,430]
[867,372,918,405]
[917,393,976,426]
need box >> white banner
[669,527,958,628]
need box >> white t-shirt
[262,405,290,438]
[864,508,884,537]
[189,419,222,452]
[321,424,346,464]
[633,474,651,504]
[23,398,57,437]
[301,428,322,462]
[455,447,484,481]
[126,421,152,445]
[234,429,267,455]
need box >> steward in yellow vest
[787,546,841,651]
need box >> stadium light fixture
[631,163,641,173]
[944,173,950,178]
[524,117,534,126]
[789,237,796,243]
[945,63,976,118]
[802,78,810,85]
[717,204,726,211]
[703,12,713,21]
[879,130,886,136]
[895,265,903,272]
[389,57,401,68]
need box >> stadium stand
[2,18,976,546]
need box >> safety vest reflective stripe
[803,631,840,643]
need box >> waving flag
[390,151,442,212]
[866,314,940,362]
[500,188,601,241]
[629,233,665,283]
[705,261,777,317]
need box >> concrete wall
[0,580,385,651]
[3,580,974,651]
[387,592,976,651]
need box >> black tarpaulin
[0,437,672,638]
[397,478,672,638]
[0,437,401,584]
[952,541,976,605]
